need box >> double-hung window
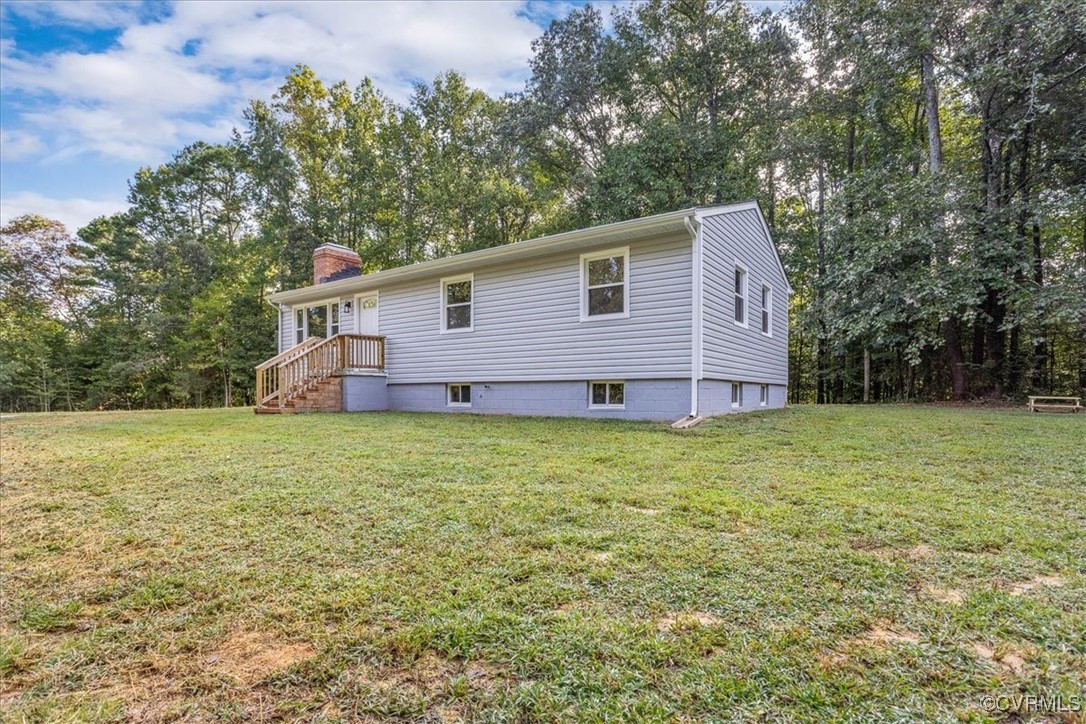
[589,381,625,409]
[581,247,629,320]
[441,274,473,332]
[734,263,748,327]
[731,382,743,408]
[761,284,772,336]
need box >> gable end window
[733,263,748,327]
[761,284,772,336]
[731,382,743,408]
[447,383,471,406]
[441,274,474,332]
[589,381,625,408]
[581,247,629,321]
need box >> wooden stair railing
[256,334,385,409]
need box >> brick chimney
[313,243,361,284]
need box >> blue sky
[1,0,787,233]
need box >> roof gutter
[685,212,703,419]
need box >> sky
[1,0,787,234]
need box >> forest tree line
[2,0,1084,411]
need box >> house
[255,201,790,421]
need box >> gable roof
[268,201,789,305]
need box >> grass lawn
[1,406,1084,722]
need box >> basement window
[589,381,625,409]
[760,384,769,406]
[447,383,472,407]
[731,382,743,408]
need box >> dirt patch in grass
[923,585,965,604]
[591,551,613,562]
[117,676,188,723]
[628,506,660,516]
[865,626,921,646]
[852,539,937,562]
[1009,574,1065,596]
[972,642,1031,676]
[657,611,724,632]
[356,652,504,701]
[202,630,315,686]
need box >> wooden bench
[1027,396,1082,413]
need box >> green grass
[1,406,1084,721]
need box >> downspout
[265,296,282,354]
[685,213,703,418]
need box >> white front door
[356,294,379,336]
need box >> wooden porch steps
[254,334,384,415]
[255,376,343,414]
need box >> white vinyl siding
[379,234,692,383]
[700,209,789,385]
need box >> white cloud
[1,1,549,166]
[0,191,128,233]
[0,129,45,161]
[0,1,143,29]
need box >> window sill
[589,405,625,411]
[734,321,749,329]
[447,403,472,408]
[440,326,474,335]
[580,311,630,323]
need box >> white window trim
[760,384,769,407]
[440,273,474,334]
[294,306,305,345]
[580,246,630,322]
[733,261,749,329]
[446,383,472,407]
[588,380,626,410]
[761,283,773,338]
[731,382,743,409]
[354,291,380,336]
[292,299,340,342]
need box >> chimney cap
[313,242,358,255]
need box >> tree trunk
[922,52,968,398]
[816,163,828,405]
[863,348,871,403]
